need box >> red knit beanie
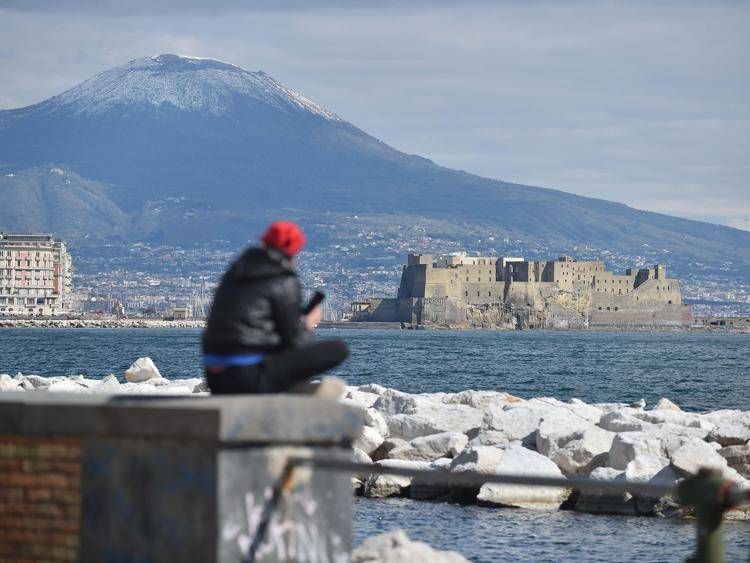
[261,221,306,257]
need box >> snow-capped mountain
[1,54,749,278]
[42,54,339,120]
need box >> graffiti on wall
[224,485,348,563]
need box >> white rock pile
[351,529,469,563]
[341,384,750,519]
[2,364,749,519]
[0,357,206,395]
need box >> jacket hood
[227,246,295,281]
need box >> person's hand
[303,304,323,330]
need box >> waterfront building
[0,233,73,316]
[353,252,691,328]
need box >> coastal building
[0,233,73,316]
[353,253,691,328]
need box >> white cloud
[0,1,748,229]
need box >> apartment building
[0,233,73,316]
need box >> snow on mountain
[43,54,340,120]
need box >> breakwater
[0,318,205,329]
[3,370,748,521]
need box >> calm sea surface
[1,328,748,411]
[1,327,749,561]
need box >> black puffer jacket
[202,247,312,354]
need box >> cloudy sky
[1,1,748,230]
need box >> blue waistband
[203,353,265,367]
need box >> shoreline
[0,318,205,329]
[0,317,746,333]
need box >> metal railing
[247,455,750,563]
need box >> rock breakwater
[2,366,748,519]
[0,318,205,329]
[341,384,749,519]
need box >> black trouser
[206,340,349,394]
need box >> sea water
[1,328,749,561]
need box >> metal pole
[285,456,677,497]
[275,456,749,562]
[676,468,739,563]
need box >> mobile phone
[302,291,326,315]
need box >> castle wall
[361,298,403,322]
[374,253,690,328]
[589,304,692,327]
[424,267,465,299]
[397,264,427,298]
[462,282,506,304]
[591,278,681,310]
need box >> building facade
[0,233,73,316]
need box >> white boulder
[450,446,505,476]
[47,380,89,393]
[371,438,409,461]
[574,467,636,515]
[441,389,522,410]
[17,374,51,389]
[389,432,468,462]
[468,430,512,449]
[708,423,750,447]
[481,403,545,446]
[346,388,380,408]
[608,432,667,470]
[719,444,750,478]
[536,416,615,475]
[670,437,732,477]
[624,455,670,483]
[124,357,162,383]
[363,459,430,498]
[0,374,23,392]
[93,374,122,393]
[654,398,682,412]
[354,425,385,456]
[352,447,374,481]
[365,408,389,438]
[477,445,569,509]
[383,404,482,441]
[351,530,469,563]
[598,410,652,433]
[410,457,453,501]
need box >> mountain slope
[0,54,748,276]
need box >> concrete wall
[589,303,692,327]
[0,393,362,563]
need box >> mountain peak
[40,54,340,120]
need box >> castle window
[614,307,619,311]
[668,300,672,304]
[598,307,602,310]
[606,307,611,311]
[488,291,492,297]
[465,291,468,296]
[477,291,480,297]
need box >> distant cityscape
[1,231,748,320]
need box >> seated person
[202,221,348,394]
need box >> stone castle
[351,253,692,328]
